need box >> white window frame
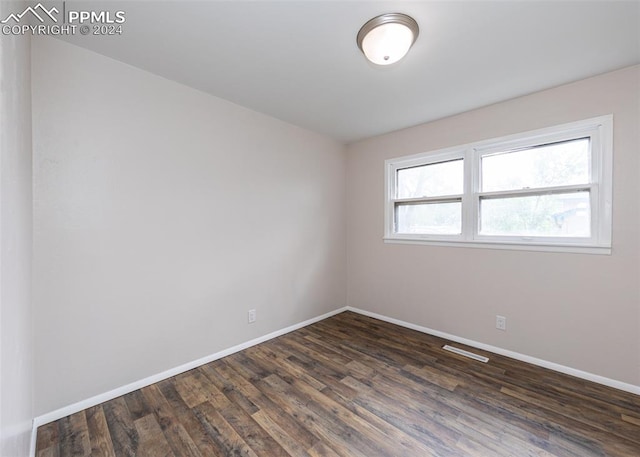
[384,115,613,254]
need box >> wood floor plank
[249,343,327,391]
[36,421,59,457]
[198,363,260,416]
[173,370,229,409]
[621,413,640,426]
[37,446,60,457]
[402,362,460,391]
[329,377,443,456]
[501,384,640,444]
[276,338,460,455]
[284,370,439,457]
[451,409,571,457]
[134,414,175,457]
[258,343,360,402]
[57,412,91,457]
[306,441,342,457]
[455,380,639,456]
[141,384,203,457]
[251,409,312,457]
[194,401,260,457]
[215,399,290,456]
[85,405,116,457]
[102,397,138,457]
[197,362,290,456]
[258,373,372,457]
[157,378,229,456]
[219,357,320,450]
[36,311,640,457]
[122,390,153,422]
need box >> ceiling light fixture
[357,13,419,66]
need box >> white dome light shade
[357,13,419,66]
[361,23,415,65]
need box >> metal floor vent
[442,344,489,363]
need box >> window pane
[396,202,461,235]
[397,159,463,198]
[481,138,589,192]
[480,192,590,237]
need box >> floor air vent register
[442,344,489,363]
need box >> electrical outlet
[496,315,506,331]
[248,309,256,324]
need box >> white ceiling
[61,1,640,143]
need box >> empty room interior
[2,1,640,456]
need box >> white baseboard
[29,419,38,457]
[30,306,348,456]
[30,304,640,457]
[346,306,640,396]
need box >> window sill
[383,237,611,255]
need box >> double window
[384,116,613,254]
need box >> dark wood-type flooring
[36,311,640,456]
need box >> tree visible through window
[478,138,591,237]
[395,159,463,234]
[385,116,613,254]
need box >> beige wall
[346,65,640,386]
[32,38,346,415]
[29,36,640,418]
[0,5,34,455]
